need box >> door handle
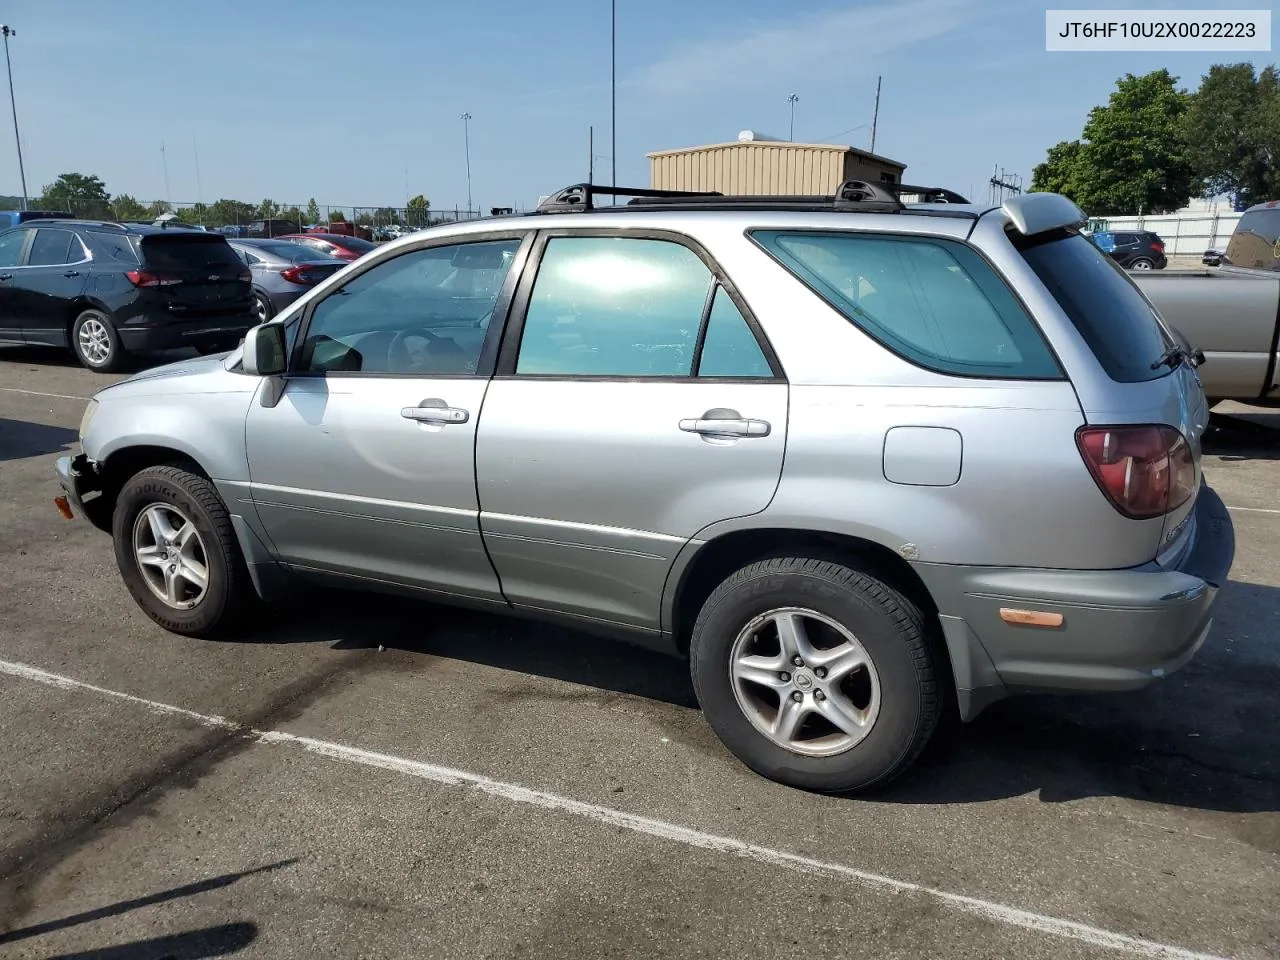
[0,274,11,282]
[401,398,469,424]
[63,270,80,278]
[679,409,770,438]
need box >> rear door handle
[0,274,11,282]
[63,270,80,278]
[401,398,469,424]
[679,411,770,438]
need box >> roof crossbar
[534,180,969,216]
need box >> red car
[278,233,378,262]
[309,221,373,241]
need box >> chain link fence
[20,199,525,239]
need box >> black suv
[1089,229,1168,270]
[0,220,254,371]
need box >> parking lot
[0,346,1277,960]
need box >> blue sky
[1,0,1274,212]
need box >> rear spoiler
[1000,193,1087,236]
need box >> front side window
[516,236,714,377]
[753,230,1062,379]
[298,237,521,375]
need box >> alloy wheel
[132,504,210,610]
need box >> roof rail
[534,180,969,216]
[536,183,723,213]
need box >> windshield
[1016,230,1171,383]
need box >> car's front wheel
[111,465,255,637]
[71,308,127,372]
[690,557,940,793]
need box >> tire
[111,465,255,638]
[252,291,274,325]
[1130,258,1154,270]
[690,557,940,793]
[71,308,127,372]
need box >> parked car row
[0,216,386,370]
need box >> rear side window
[26,228,77,266]
[753,231,1062,379]
[140,236,244,271]
[88,232,139,263]
[1015,230,1170,383]
[1226,208,1280,270]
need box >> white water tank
[737,130,785,143]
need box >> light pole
[1,25,28,210]
[460,112,473,215]
[611,0,616,197]
[787,94,799,142]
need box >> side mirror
[242,323,287,376]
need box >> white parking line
[0,387,90,402]
[0,658,1228,960]
[1226,505,1280,515]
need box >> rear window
[140,236,244,271]
[1225,208,1280,270]
[752,230,1062,379]
[1015,230,1171,383]
[333,236,375,253]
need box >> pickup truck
[1133,199,1280,407]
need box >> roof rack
[534,180,969,216]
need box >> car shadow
[41,922,257,959]
[1204,409,1280,462]
[0,344,196,374]
[239,582,1277,814]
[0,418,79,462]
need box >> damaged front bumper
[54,453,111,532]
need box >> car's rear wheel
[71,309,127,372]
[111,465,255,638]
[252,291,274,324]
[1130,257,1155,270]
[690,557,940,793]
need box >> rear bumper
[119,313,255,352]
[913,483,1235,720]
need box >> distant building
[648,133,907,196]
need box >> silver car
[55,182,1235,792]
[227,239,348,324]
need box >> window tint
[697,286,772,378]
[88,232,139,263]
[1016,230,1169,383]
[516,237,711,377]
[26,228,75,266]
[755,231,1061,379]
[299,238,521,375]
[332,236,375,253]
[0,229,25,267]
[140,236,243,270]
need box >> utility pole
[192,133,203,205]
[787,94,799,142]
[1,25,28,209]
[588,125,594,185]
[610,0,617,200]
[869,75,882,154]
[160,142,171,208]
[460,112,473,214]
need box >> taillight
[125,269,181,287]
[238,269,252,283]
[1152,241,1164,252]
[280,266,316,285]
[1075,425,1195,519]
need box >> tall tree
[1030,70,1195,215]
[1030,141,1086,196]
[406,194,429,226]
[145,200,172,218]
[39,172,111,217]
[305,198,322,225]
[279,206,304,227]
[257,198,280,219]
[109,194,148,221]
[206,198,256,227]
[1183,63,1276,206]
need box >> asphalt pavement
[0,344,1276,960]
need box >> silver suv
[55,181,1236,793]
